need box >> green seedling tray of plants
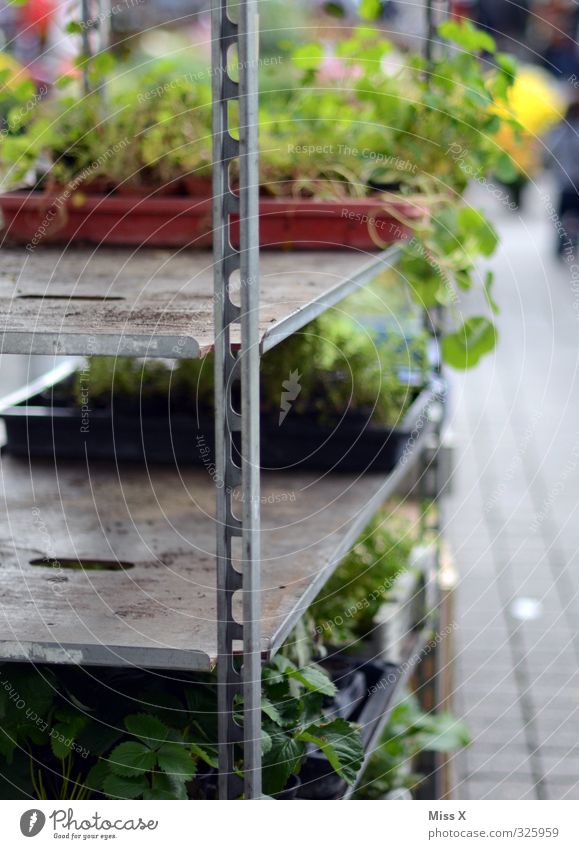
[0,313,438,473]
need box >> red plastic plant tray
[0,192,423,250]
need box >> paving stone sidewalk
[443,185,579,800]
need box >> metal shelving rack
[0,0,449,801]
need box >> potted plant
[0,648,364,800]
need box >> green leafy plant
[0,650,363,800]
[277,21,518,367]
[0,18,517,368]
[354,694,470,799]
[260,655,363,795]
[71,306,427,428]
[89,713,211,800]
[310,507,421,645]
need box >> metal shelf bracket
[212,0,261,800]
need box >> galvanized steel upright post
[212,0,261,800]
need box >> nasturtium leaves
[494,151,519,184]
[438,19,496,54]
[291,43,324,72]
[359,0,382,20]
[484,271,499,315]
[442,317,498,369]
[496,52,518,80]
[456,207,499,256]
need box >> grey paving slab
[445,181,579,800]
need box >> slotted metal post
[212,0,261,800]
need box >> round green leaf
[442,317,498,369]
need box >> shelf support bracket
[212,0,261,800]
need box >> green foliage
[442,316,497,370]
[0,19,515,367]
[260,655,363,796]
[0,57,212,190]
[0,652,363,800]
[72,307,427,427]
[310,508,419,644]
[354,695,470,799]
[260,312,428,426]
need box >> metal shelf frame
[212,0,261,800]
[0,0,452,802]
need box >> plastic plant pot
[0,192,424,250]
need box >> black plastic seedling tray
[0,376,437,474]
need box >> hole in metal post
[227,44,240,83]
[231,535,243,573]
[228,268,242,307]
[228,100,240,141]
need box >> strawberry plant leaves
[50,714,89,760]
[85,760,109,792]
[297,718,364,785]
[102,773,149,799]
[0,729,17,763]
[287,664,337,697]
[156,743,197,780]
[262,735,305,796]
[261,728,272,756]
[189,742,218,769]
[261,696,283,726]
[124,714,169,748]
[107,741,157,776]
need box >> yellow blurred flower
[501,65,564,135]
[495,66,564,176]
